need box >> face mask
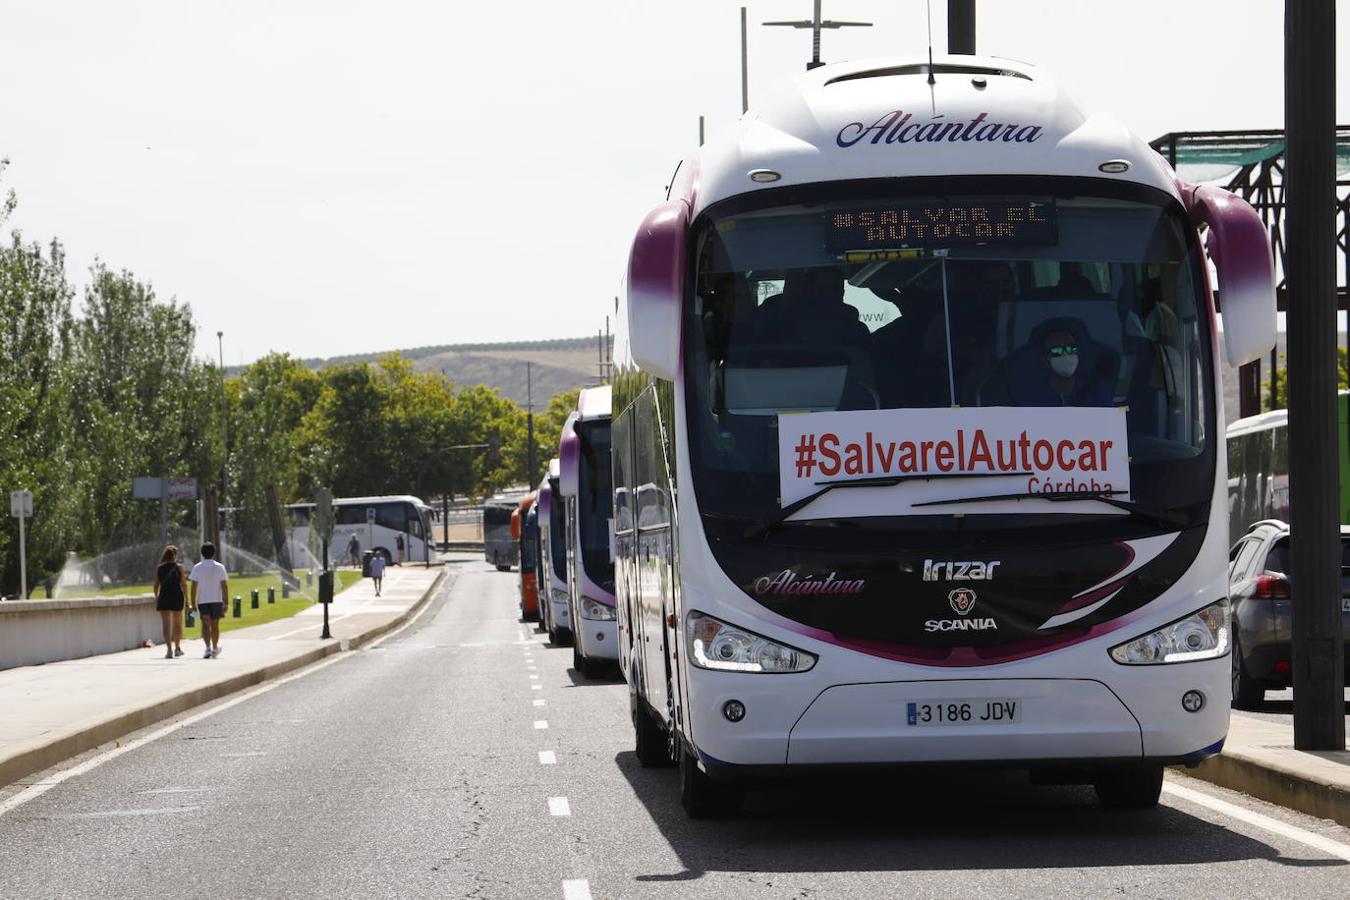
[1049,354,1079,378]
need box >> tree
[1263,348,1350,411]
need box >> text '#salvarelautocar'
[776,406,1131,514]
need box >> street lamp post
[764,0,872,71]
[217,331,228,561]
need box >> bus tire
[572,642,589,677]
[1093,765,1163,810]
[1230,632,1264,710]
[495,563,511,572]
[633,696,673,768]
[679,744,742,818]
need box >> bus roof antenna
[925,0,936,86]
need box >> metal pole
[699,115,705,146]
[948,0,976,55]
[17,512,27,600]
[740,6,749,113]
[159,479,168,550]
[811,0,822,68]
[216,331,227,563]
[526,361,536,484]
[1285,0,1343,751]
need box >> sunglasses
[1046,344,1078,357]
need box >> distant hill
[299,336,609,407]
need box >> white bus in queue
[612,55,1276,816]
[536,458,572,644]
[558,385,617,676]
[287,495,435,568]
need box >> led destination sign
[825,200,1057,251]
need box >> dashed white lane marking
[538,751,557,765]
[1163,782,1350,862]
[548,796,571,816]
[529,674,539,680]
[534,720,549,730]
[533,699,546,707]
[527,665,537,671]
[562,879,592,900]
[50,806,201,819]
[531,684,542,691]
[138,787,211,795]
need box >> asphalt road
[3,556,1349,899]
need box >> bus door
[634,389,677,728]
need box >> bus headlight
[551,589,570,608]
[1109,599,1230,665]
[688,610,816,673]
[580,596,615,621]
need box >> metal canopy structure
[1150,128,1350,415]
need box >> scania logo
[948,588,978,616]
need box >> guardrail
[0,595,160,670]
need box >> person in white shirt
[189,543,230,659]
[370,552,386,597]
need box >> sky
[0,1,1345,366]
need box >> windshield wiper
[743,471,1031,540]
[911,489,1187,529]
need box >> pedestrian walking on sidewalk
[189,542,230,659]
[395,533,404,566]
[370,551,386,597]
[153,545,188,658]
[347,532,361,567]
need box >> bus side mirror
[558,428,579,498]
[627,201,688,381]
[1184,183,1276,367]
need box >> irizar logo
[922,559,1001,581]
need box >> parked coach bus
[559,385,617,676]
[536,459,572,643]
[1226,391,1350,542]
[613,55,1276,816]
[483,491,526,571]
[512,492,540,621]
[288,495,434,567]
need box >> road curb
[1174,750,1350,828]
[0,567,448,792]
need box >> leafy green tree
[1263,349,1350,411]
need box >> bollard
[268,586,275,604]
[232,595,242,618]
[251,589,259,609]
[282,581,290,599]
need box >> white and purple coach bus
[536,458,572,644]
[559,385,618,677]
[611,56,1276,817]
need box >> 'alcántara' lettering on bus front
[836,110,1044,148]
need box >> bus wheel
[1093,765,1163,810]
[572,642,589,677]
[495,564,511,572]
[633,697,672,768]
[679,745,742,818]
[1231,632,1264,710]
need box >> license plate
[907,699,1021,726]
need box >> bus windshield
[577,421,616,593]
[686,179,1215,532]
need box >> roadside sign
[133,477,161,499]
[315,488,335,542]
[366,507,376,523]
[10,489,32,518]
[167,477,197,500]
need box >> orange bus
[511,492,540,620]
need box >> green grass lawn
[60,569,363,639]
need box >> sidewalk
[1177,710,1350,827]
[0,564,445,791]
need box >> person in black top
[153,545,188,659]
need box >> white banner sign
[166,477,197,500]
[777,406,1130,518]
[10,489,33,518]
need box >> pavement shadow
[564,666,622,687]
[613,751,1346,880]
